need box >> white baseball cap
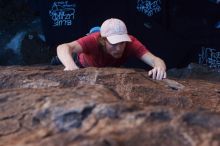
[100,18,131,44]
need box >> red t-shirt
[76,32,148,67]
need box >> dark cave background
[0,0,219,70]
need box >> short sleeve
[126,35,149,58]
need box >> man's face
[105,39,126,58]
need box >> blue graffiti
[49,1,76,27]
[199,47,220,69]
[137,0,162,16]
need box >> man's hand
[140,52,167,80]
[57,41,83,71]
[64,65,79,71]
[148,67,166,80]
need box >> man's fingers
[152,69,157,80]
[163,72,167,79]
[155,70,161,80]
[157,70,163,80]
[148,68,167,80]
[148,70,153,76]
[64,66,79,71]
[148,69,157,80]
[149,68,166,80]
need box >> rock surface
[0,65,220,146]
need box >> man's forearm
[140,52,166,69]
[57,44,78,70]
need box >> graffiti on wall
[49,1,76,27]
[198,47,220,69]
[137,0,162,16]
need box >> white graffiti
[49,1,76,27]
[199,47,220,69]
[137,0,162,16]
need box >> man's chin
[112,54,122,58]
[111,52,123,58]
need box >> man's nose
[115,46,122,51]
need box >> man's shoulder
[88,32,101,40]
[77,32,100,53]
[77,32,100,44]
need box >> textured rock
[0,65,220,146]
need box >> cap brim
[107,34,131,44]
